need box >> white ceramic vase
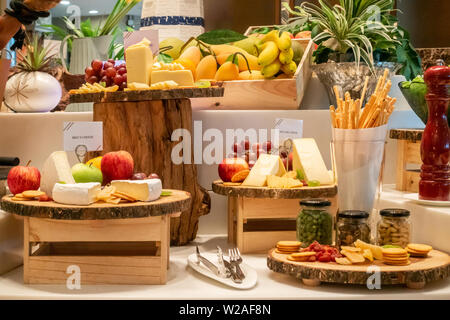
[4,71,62,113]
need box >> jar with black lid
[377,208,411,248]
[336,210,370,248]
[296,199,332,246]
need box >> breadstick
[355,98,361,126]
[360,76,369,108]
[330,105,337,128]
[343,98,349,129]
[365,108,381,128]
[333,86,342,110]
[358,95,376,128]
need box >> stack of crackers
[382,247,410,266]
[406,243,432,258]
[287,252,316,262]
[11,190,50,202]
[330,69,396,129]
[275,241,302,254]
[96,186,137,204]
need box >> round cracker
[277,241,302,247]
[287,256,309,262]
[407,243,432,252]
[22,190,45,198]
[290,251,315,257]
[382,248,407,255]
[384,260,411,266]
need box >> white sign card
[63,122,103,152]
[275,118,303,144]
[123,29,159,55]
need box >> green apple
[71,163,103,183]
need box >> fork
[229,248,245,280]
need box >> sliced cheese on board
[242,154,286,187]
[126,38,153,85]
[111,179,162,202]
[52,182,100,206]
[40,151,75,196]
[151,70,194,87]
[292,138,334,185]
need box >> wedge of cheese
[52,182,100,206]
[292,138,334,185]
[126,38,153,85]
[242,154,286,187]
[40,151,75,196]
[151,70,194,87]
[111,179,162,202]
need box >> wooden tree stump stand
[70,87,224,246]
[268,248,450,289]
[390,129,423,193]
[1,191,191,285]
[212,181,338,253]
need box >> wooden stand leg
[236,196,244,251]
[160,215,168,284]
[302,278,321,287]
[23,217,30,284]
[227,196,237,244]
[396,140,408,191]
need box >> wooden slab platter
[69,86,225,103]
[267,248,450,289]
[212,180,338,199]
[0,190,191,220]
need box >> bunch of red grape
[85,59,127,90]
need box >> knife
[196,246,220,277]
[216,246,231,278]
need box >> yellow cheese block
[242,154,286,187]
[267,175,303,188]
[292,138,334,185]
[126,38,153,85]
[151,70,194,87]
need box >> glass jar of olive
[296,199,332,246]
[377,208,411,248]
[336,210,370,248]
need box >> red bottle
[419,64,450,201]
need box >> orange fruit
[231,169,250,182]
[174,58,196,79]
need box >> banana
[257,41,279,67]
[261,30,279,43]
[279,47,294,64]
[281,61,297,75]
[261,60,281,78]
[277,32,292,51]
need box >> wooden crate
[23,215,174,285]
[390,129,423,193]
[190,37,313,110]
[213,182,338,253]
[1,190,191,285]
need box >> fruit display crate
[190,35,313,110]
[390,129,423,193]
[212,181,338,253]
[0,191,191,285]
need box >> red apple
[101,151,134,184]
[131,173,147,180]
[262,141,272,153]
[7,161,40,195]
[218,158,249,182]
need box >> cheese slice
[151,70,194,87]
[52,182,100,206]
[111,179,162,202]
[242,154,286,187]
[40,151,75,196]
[292,138,333,185]
[126,38,153,85]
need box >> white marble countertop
[0,235,449,300]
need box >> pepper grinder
[419,61,450,201]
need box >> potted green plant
[284,0,422,104]
[4,35,62,113]
[43,0,140,74]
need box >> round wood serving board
[212,180,338,199]
[0,190,191,220]
[267,248,450,288]
[69,86,225,104]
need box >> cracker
[277,241,302,247]
[407,243,432,252]
[22,190,45,198]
